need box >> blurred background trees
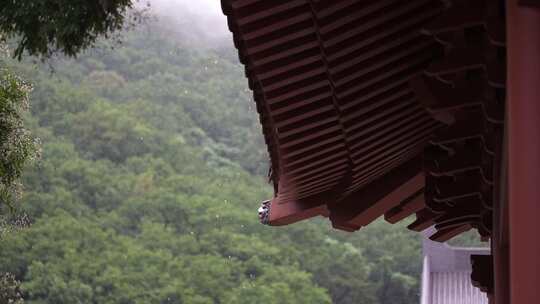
[0,4,427,304]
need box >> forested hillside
[0,19,423,304]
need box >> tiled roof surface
[430,272,488,304]
[421,232,490,304]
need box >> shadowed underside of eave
[222,0,506,241]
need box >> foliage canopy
[0,17,424,304]
[0,0,146,59]
[0,47,39,211]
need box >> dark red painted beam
[507,1,540,303]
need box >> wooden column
[506,1,540,303]
[493,132,509,304]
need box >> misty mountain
[0,11,424,304]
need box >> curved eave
[222,0,506,242]
[222,0,444,230]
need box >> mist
[143,0,233,48]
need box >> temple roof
[421,234,490,304]
[222,0,506,241]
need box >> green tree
[0,52,38,211]
[0,272,24,304]
[0,0,148,59]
